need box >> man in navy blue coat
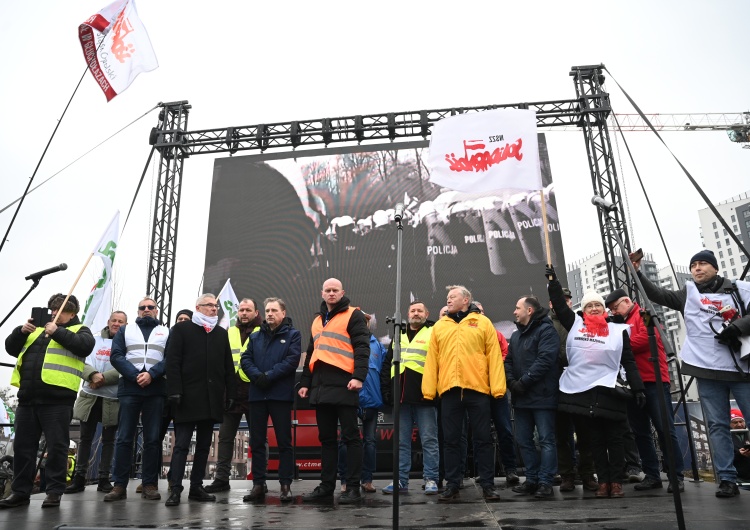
[240,297,301,503]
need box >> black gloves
[168,394,182,407]
[510,381,526,395]
[225,398,235,412]
[254,373,270,389]
[545,264,557,281]
[717,323,743,351]
[635,391,647,409]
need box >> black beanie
[175,309,193,321]
[605,288,628,308]
[689,250,719,271]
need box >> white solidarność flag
[78,0,158,102]
[217,279,239,330]
[82,211,119,333]
[427,109,542,193]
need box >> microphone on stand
[394,203,404,222]
[591,195,617,213]
[25,263,68,281]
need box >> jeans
[12,404,72,496]
[697,377,750,482]
[441,388,494,489]
[112,394,164,487]
[513,407,557,485]
[628,382,684,481]
[490,394,517,473]
[398,403,439,485]
[170,420,214,488]
[316,404,361,490]
[76,397,116,479]
[338,408,378,484]
[250,401,293,485]
[214,410,250,482]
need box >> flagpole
[0,67,89,257]
[539,189,552,266]
[49,252,97,332]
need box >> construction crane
[609,112,750,148]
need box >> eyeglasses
[138,305,156,311]
[610,298,629,313]
[199,303,219,309]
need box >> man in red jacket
[606,289,685,493]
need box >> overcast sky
[1,1,749,380]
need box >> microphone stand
[0,278,41,328]
[386,206,405,530]
[598,207,686,530]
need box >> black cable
[121,146,157,235]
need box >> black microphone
[394,203,404,222]
[591,195,617,213]
[25,263,68,281]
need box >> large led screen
[203,135,564,341]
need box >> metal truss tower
[147,65,631,320]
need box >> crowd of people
[1,247,749,510]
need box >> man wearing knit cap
[606,288,685,492]
[730,409,750,480]
[634,248,750,498]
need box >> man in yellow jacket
[422,285,505,502]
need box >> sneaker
[302,485,334,502]
[667,480,684,493]
[381,481,408,494]
[203,480,230,493]
[438,485,460,502]
[634,476,663,491]
[505,470,520,486]
[339,488,363,504]
[627,468,643,483]
[512,481,539,495]
[716,480,740,498]
[424,480,438,495]
[534,483,554,499]
[482,486,500,501]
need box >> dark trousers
[587,416,629,483]
[250,401,293,485]
[623,425,641,471]
[628,381,685,481]
[112,394,164,487]
[556,410,595,476]
[316,404,361,490]
[76,397,116,479]
[490,394,517,473]
[170,420,214,488]
[441,388,494,489]
[12,404,73,496]
[214,409,249,482]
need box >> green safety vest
[11,324,85,392]
[229,325,259,383]
[392,325,432,378]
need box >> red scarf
[582,313,609,337]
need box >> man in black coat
[165,293,236,506]
[298,278,370,504]
[1,294,94,510]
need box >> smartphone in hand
[31,307,51,328]
[629,248,644,263]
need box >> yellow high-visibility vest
[392,325,431,378]
[11,325,85,392]
[229,325,259,382]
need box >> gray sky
[1,1,749,380]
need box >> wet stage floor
[0,477,747,529]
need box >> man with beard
[204,298,262,493]
[380,300,440,495]
[165,294,236,506]
[299,278,370,504]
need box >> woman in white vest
[547,268,645,499]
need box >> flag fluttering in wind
[217,279,240,330]
[78,0,158,101]
[427,108,542,193]
[82,212,119,333]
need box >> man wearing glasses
[165,294,236,506]
[605,288,685,493]
[106,297,169,502]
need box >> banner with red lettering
[427,109,542,193]
[78,0,158,102]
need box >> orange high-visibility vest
[309,307,356,374]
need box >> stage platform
[0,477,747,529]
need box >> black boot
[97,477,114,492]
[165,485,183,507]
[64,474,87,494]
[188,485,216,502]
